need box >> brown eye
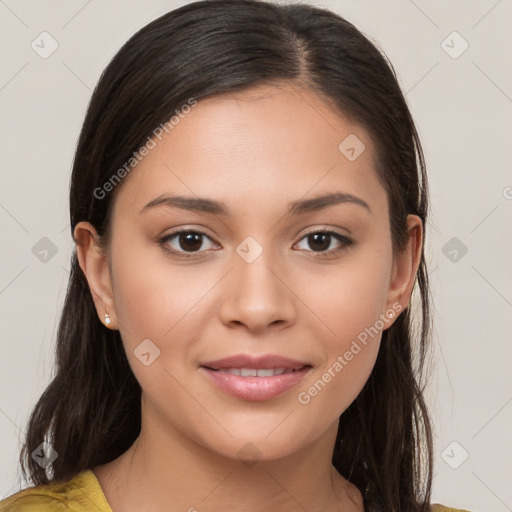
[159,230,217,255]
[306,233,331,252]
[176,232,204,252]
[295,230,353,254]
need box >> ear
[383,214,423,325]
[73,221,118,330]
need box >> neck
[93,409,363,512]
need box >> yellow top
[0,469,472,512]
[0,470,112,512]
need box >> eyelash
[157,229,353,258]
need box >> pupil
[180,233,202,252]
[309,233,330,251]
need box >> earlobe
[73,221,118,330]
[384,215,423,324]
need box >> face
[76,82,421,463]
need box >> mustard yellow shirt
[0,469,472,512]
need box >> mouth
[202,365,310,377]
[199,354,313,401]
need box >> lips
[199,354,312,401]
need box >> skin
[74,82,422,512]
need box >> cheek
[299,238,392,345]
[293,241,391,416]
[109,245,213,401]
[110,242,208,350]
[296,340,379,430]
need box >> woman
[0,0,471,510]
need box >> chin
[196,426,314,464]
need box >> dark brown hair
[19,1,433,510]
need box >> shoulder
[0,469,111,512]
[431,504,473,512]
[0,491,71,511]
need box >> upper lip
[200,354,311,370]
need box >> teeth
[215,367,303,377]
[257,369,276,377]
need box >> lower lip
[199,366,311,401]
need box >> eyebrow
[140,192,371,216]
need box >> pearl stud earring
[105,313,111,325]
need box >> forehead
[111,83,387,220]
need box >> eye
[294,230,353,255]
[158,230,218,256]
[157,228,353,258]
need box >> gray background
[1,1,511,510]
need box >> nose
[218,247,297,336]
